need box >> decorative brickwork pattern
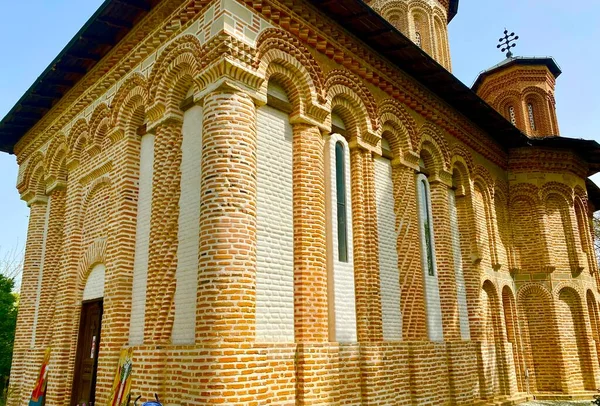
[7,0,600,404]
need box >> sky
[0,0,599,273]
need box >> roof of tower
[448,0,459,22]
[471,56,562,93]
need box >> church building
[3,0,600,404]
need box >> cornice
[15,0,214,162]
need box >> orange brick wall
[7,0,600,405]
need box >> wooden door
[71,300,103,406]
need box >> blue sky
[0,0,599,267]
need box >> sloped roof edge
[472,56,562,93]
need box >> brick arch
[88,103,110,151]
[28,162,48,203]
[510,183,541,205]
[494,92,524,128]
[586,289,600,364]
[540,181,574,206]
[46,143,68,187]
[326,69,378,134]
[517,282,564,392]
[378,98,418,151]
[80,176,114,246]
[255,28,326,105]
[66,118,89,169]
[450,157,471,195]
[481,279,511,396]
[110,73,149,138]
[574,184,587,202]
[450,144,474,190]
[408,2,434,53]
[147,34,202,119]
[472,167,497,266]
[544,191,578,272]
[18,151,46,197]
[416,122,450,173]
[501,283,526,391]
[510,186,547,271]
[556,286,597,390]
[431,13,449,67]
[522,87,553,135]
[44,134,67,176]
[76,238,108,290]
[329,88,375,145]
[261,61,313,119]
[379,1,409,33]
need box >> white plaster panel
[31,201,51,347]
[129,133,154,345]
[374,157,402,341]
[172,105,203,344]
[326,134,357,343]
[416,174,444,342]
[255,106,295,343]
[449,189,471,340]
[83,264,106,301]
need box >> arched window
[415,31,422,48]
[509,106,517,126]
[336,141,348,262]
[327,132,357,343]
[527,103,536,131]
[416,158,443,342]
[420,178,435,276]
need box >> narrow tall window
[415,32,422,48]
[336,141,348,262]
[420,179,435,276]
[509,106,517,125]
[527,103,536,130]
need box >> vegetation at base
[0,275,18,405]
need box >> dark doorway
[71,300,103,406]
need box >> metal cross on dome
[497,29,519,58]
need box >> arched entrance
[557,287,595,391]
[518,285,562,392]
[71,264,105,406]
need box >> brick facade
[6,0,600,405]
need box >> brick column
[429,179,460,341]
[196,87,257,343]
[392,162,427,341]
[36,187,66,348]
[8,198,48,406]
[291,122,334,406]
[292,122,328,342]
[349,147,382,343]
[95,133,142,404]
[143,119,183,344]
[454,192,483,341]
[45,175,83,405]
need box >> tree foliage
[0,275,17,398]
[0,246,21,401]
[594,213,600,259]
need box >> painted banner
[107,347,133,406]
[29,348,51,406]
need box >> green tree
[0,275,17,400]
[594,213,600,259]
